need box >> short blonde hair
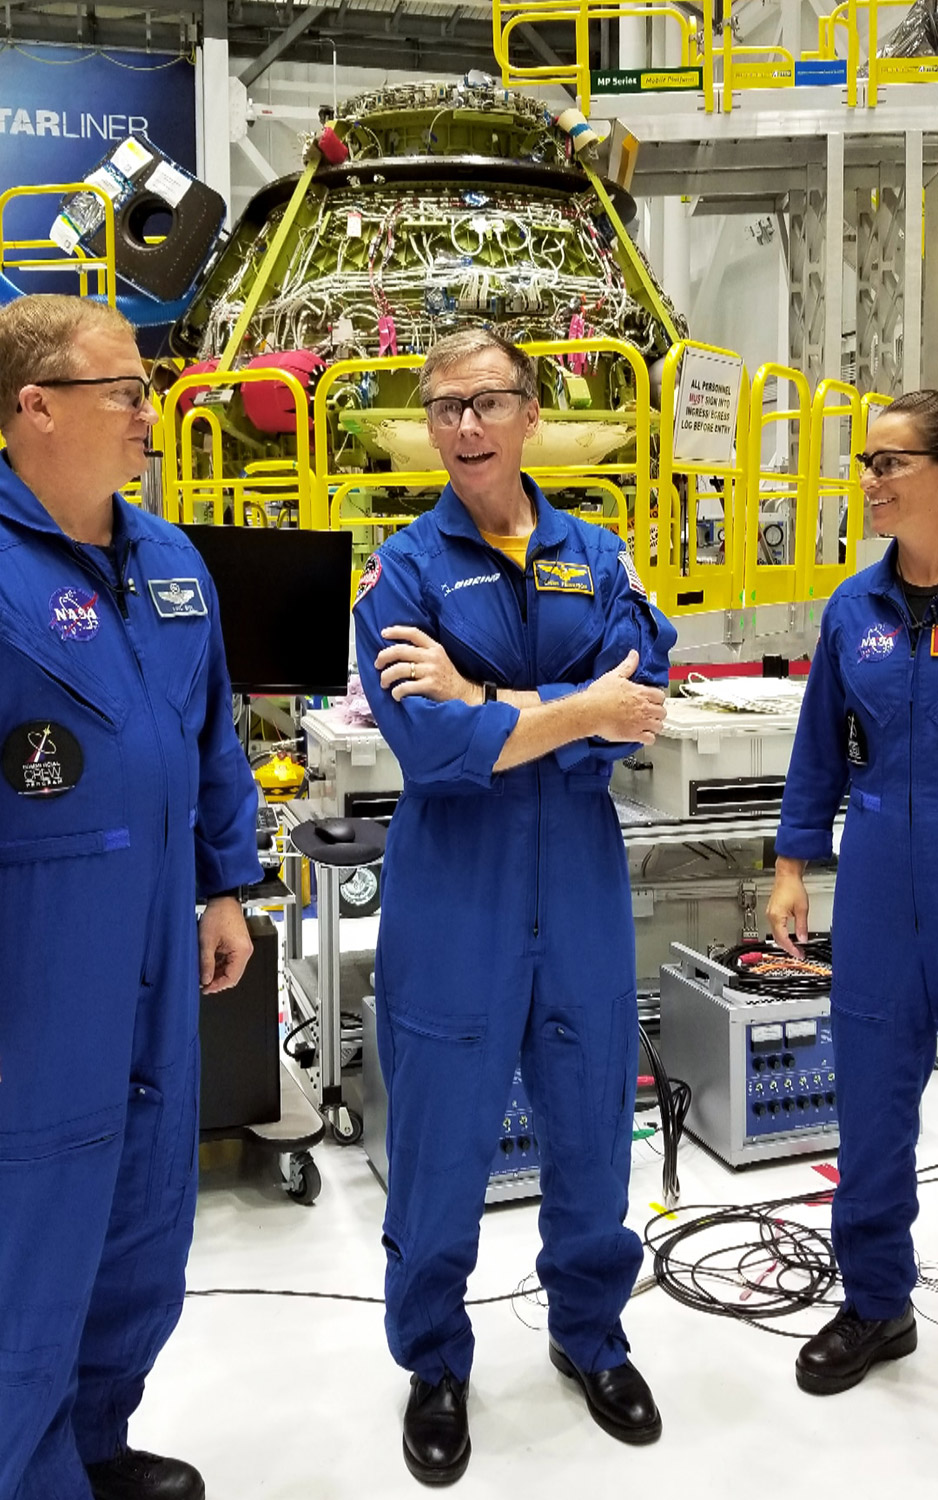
[0,295,134,426]
[419,328,537,405]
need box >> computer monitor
[180,524,352,695]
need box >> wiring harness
[714,938,833,1000]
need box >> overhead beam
[239,5,327,88]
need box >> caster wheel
[339,864,381,918]
[286,1157,322,1204]
[332,1109,363,1146]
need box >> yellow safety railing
[155,338,879,614]
[312,338,652,543]
[803,379,864,602]
[161,368,317,528]
[492,0,706,116]
[0,183,117,304]
[495,0,938,116]
[721,0,795,112]
[865,0,938,104]
[654,340,749,616]
[858,389,894,442]
[743,364,812,608]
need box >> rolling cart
[281,805,387,1145]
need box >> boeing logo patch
[857,622,900,662]
[441,571,501,597]
[147,578,207,619]
[533,560,594,595]
[49,585,100,642]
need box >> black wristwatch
[483,682,498,703]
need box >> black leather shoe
[85,1448,205,1500]
[549,1338,662,1444]
[402,1372,471,1486]
[796,1302,917,1395]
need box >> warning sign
[673,349,744,465]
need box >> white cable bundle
[679,673,806,716]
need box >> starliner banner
[0,43,196,292]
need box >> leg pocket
[113,1083,166,1222]
[535,1017,593,1157]
[383,994,487,1176]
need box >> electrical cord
[638,1024,691,1210]
[646,1190,841,1336]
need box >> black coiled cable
[645,1191,840,1336]
[714,937,833,999]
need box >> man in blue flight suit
[768,392,938,1396]
[353,328,675,1484]
[0,295,262,1500]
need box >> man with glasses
[0,295,262,1500]
[353,328,675,1484]
[769,390,938,1396]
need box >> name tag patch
[49,585,100,642]
[147,578,207,619]
[533,560,594,595]
[2,720,83,796]
[845,709,868,767]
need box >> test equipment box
[612,696,802,820]
[658,943,839,1168]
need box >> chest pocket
[0,624,129,860]
[841,651,903,730]
[536,589,606,683]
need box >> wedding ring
[410,662,417,680]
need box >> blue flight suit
[776,541,938,1320]
[0,455,262,1500]
[353,477,676,1385]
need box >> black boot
[796,1302,917,1394]
[402,1372,471,1486]
[549,1338,662,1444]
[85,1448,205,1500]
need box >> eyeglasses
[423,388,530,429]
[854,448,938,479]
[32,375,153,413]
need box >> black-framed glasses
[423,388,530,429]
[855,448,938,479]
[32,375,153,412]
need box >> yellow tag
[932,625,938,658]
[649,1200,677,1220]
[533,560,594,595]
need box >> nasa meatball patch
[354,553,382,606]
[2,721,83,796]
[49,585,100,642]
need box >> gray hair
[419,328,537,404]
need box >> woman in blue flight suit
[0,300,261,1500]
[354,330,674,1481]
[769,390,938,1396]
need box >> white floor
[134,924,938,1499]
